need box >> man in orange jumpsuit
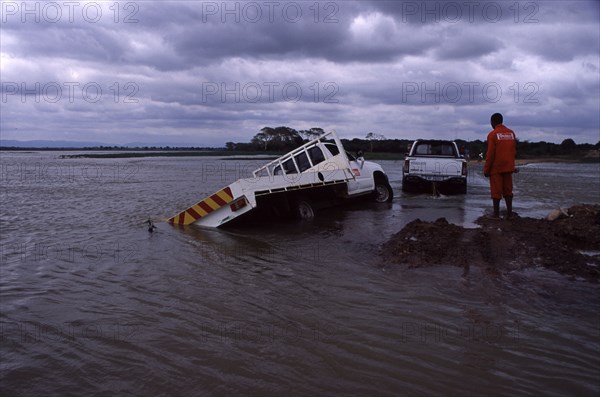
[484,113,517,219]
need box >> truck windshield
[308,146,325,165]
[324,143,340,156]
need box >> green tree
[251,126,303,151]
[560,138,577,154]
[365,132,386,152]
[251,130,273,150]
[299,127,325,141]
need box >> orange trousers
[490,172,513,199]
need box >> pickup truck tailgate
[408,158,463,179]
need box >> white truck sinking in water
[168,131,393,227]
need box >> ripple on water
[1,156,599,396]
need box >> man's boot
[505,196,513,219]
[493,199,500,218]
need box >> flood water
[1,152,599,396]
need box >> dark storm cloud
[519,25,599,62]
[3,1,598,66]
[160,3,437,66]
[0,0,598,145]
[15,26,127,62]
[433,32,503,60]
[168,22,343,65]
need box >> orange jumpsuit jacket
[484,124,516,175]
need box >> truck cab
[253,133,394,211]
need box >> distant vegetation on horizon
[2,126,599,160]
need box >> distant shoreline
[472,155,599,166]
[65,152,600,163]
[54,151,279,160]
[2,148,598,163]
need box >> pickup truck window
[308,146,325,165]
[296,151,311,172]
[324,143,340,157]
[273,146,325,175]
[283,158,297,174]
[414,142,457,157]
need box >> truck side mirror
[356,150,365,169]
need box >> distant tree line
[225,126,599,159]
[3,126,597,159]
[225,127,326,152]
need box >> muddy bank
[381,204,600,281]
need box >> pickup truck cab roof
[409,139,461,157]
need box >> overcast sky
[1,0,599,146]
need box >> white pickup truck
[402,139,468,194]
[168,131,393,227]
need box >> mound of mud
[381,204,600,281]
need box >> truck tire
[294,198,315,220]
[374,182,394,203]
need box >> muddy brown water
[1,152,599,396]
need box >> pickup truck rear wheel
[374,182,394,203]
[294,198,315,220]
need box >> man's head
[491,113,503,128]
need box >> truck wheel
[374,182,394,203]
[294,199,315,219]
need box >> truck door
[348,154,374,194]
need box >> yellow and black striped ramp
[168,187,234,225]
